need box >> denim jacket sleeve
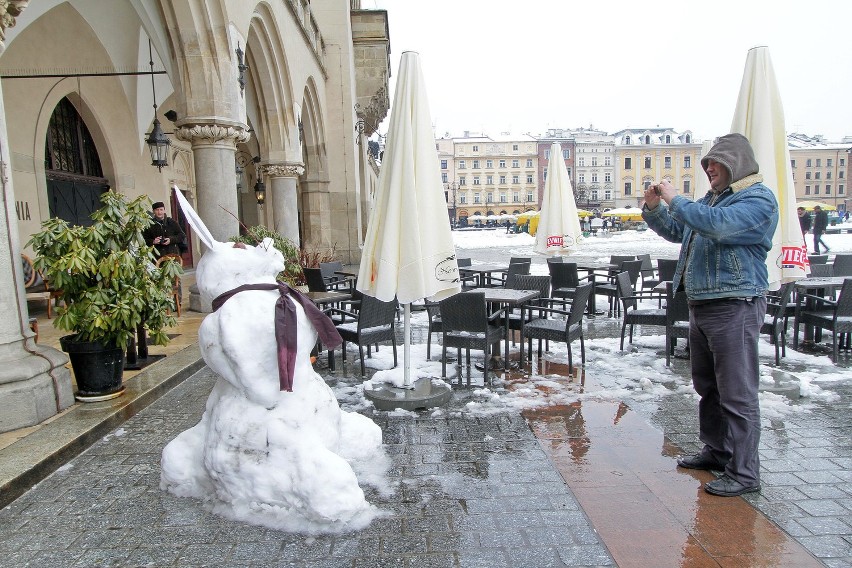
[667,186,778,247]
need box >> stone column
[174,121,250,242]
[263,162,304,247]
[0,0,74,433]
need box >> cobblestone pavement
[0,367,613,568]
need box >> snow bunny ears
[172,185,285,301]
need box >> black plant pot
[59,336,126,402]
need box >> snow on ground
[334,224,852,420]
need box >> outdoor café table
[573,262,617,316]
[469,287,540,369]
[305,290,352,308]
[793,276,846,345]
[458,264,510,288]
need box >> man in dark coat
[143,201,186,258]
[812,205,829,254]
[797,206,811,236]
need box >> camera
[650,184,662,196]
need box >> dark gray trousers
[689,297,765,486]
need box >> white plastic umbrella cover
[534,142,583,255]
[730,46,808,288]
[357,51,460,305]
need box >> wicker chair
[439,291,506,386]
[657,258,679,283]
[794,279,852,362]
[548,262,592,306]
[327,294,398,376]
[809,264,834,278]
[424,299,443,360]
[596,259,643,317]
[319,261,355,292]
[521,282,593,374]
[831,254,852,277]
[618,271,667,350]
[489,259,531,288]
[761,281,795,365]
[22,253,62,319]
[456,257,478,289]
[665,282,690,366]
[637,254,660,292]
[155,254,183,317]
[497,274,552,343]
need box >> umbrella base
[364,377,452,411]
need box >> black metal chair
[761,282,795,365]
[521,282,593,374]
[794,279,852,362]
[327,295,398,377]
[665,282,690,367]
[439,291,506,387]
[618,271,667,350]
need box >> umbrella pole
[403,303,413,389]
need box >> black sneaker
[704,474,760,497]
[676,453,726,471]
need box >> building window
[839,184,845,194]
[512,175,519,184]
[459,195,466,204]
[441,160,447,169]
[591,190,599,200]
[459,176,466,185]
[840,158,845,167]
[500,194,507,203]
[605,157,611,166]
[624,182,632,196]
[840,171,845,179]
[683,180,691,194]
[474,193,480,203]
[578,157,585,166]
[684,156,691,168]
[543,167,548,179]
[806,159,812,167]
[815,172,821,180]
[644,180,652,190]
[805,185,811,195]
[816,159,822,167]
[790,159,796,168]
[664,156,672,169]
[562,150,569,160]
[472,145,478,152]
[486,175,493,184]
[644,135,651,144]
[486,159,493,168]
[526,158,533,167]
[644,156,651,169]
[499,175,506,184]
[527,192,534,202]
[512,144,518,151]
[486,192,493,202]
[442,172,448,183]
[814,185,820,195]
[544,149,550,159]
[513,192,520,202]
[625,135,631,144]
[473,160,480,169]
[511,159,518,168]
[526,174,533,184]
[591,157,598,166]
[665,135,671,143]
[806,172,812,179]
[825,184,832,195]
[827,158,833,167]
[567,167,572,177]
[591,173,598,183]
[458,160,466,169]
[827,171,832,179]
[473,176,480,185]
[624,157,632,169]
[604,189,611,200]
[579,173,585,183]
[499,159,506,168]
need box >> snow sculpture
[160,189,388,533]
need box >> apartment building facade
[536,129,576,206]
[573,129,616,210]
[788,133,849,213]
[612,128,702,208]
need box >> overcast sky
[368,0,852,142]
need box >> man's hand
[643,185,661,210]
[656,179,677,204]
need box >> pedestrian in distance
[641,133,778,497]
[797,206,811,237]
[812,205,829,254]
[143,201,187,259]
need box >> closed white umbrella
[535,142,582,255]
[357,51,460,389]
[695,140,713,196]
[730,46,808,288]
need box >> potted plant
[28,192,179,401]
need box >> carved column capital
[0,0,29,42]
[174,121,251,146]
[260,162,305,179]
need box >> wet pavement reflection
[523,397,823,568]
